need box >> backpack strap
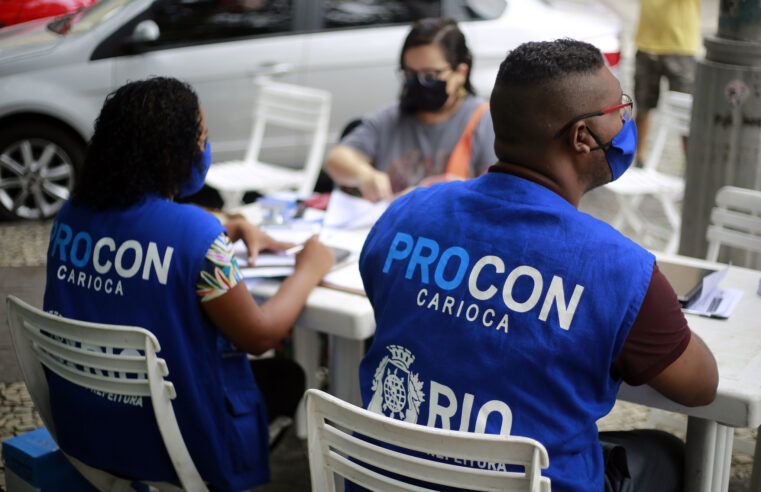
[445,102,490,178]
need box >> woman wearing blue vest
[43,77,335,491]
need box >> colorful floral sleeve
[196,233,243,302]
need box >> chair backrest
[5,295,208,492]
[643,90,693,172]
[706,185,761,263]
[244,80,332,196]
[305,389,550,492]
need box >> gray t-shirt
[341,95,497,193]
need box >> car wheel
[0,122,84,220]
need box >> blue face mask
[589,119,637,181]
[178,141,211,198]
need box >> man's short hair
[495,38,605,87]
[490,39,606,151]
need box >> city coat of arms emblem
[367,344,425,423]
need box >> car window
[151,0,295,45]
[68,0,132,34]
[320,1,506,29]
[322,0,441,28]
[459,0,506,20]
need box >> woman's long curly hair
[75,77,202,209]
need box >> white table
[246,274,374,437]
[617,253,761,492]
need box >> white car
[0,0,622,219]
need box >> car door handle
[252,62,293,77]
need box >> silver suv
[0,0,621,219]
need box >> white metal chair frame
[6,295,208,492]
[705,185,761,263]
[305,389,550,492]
[205,80,332,210]
[606,90,692,253]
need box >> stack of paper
[232,190,378,294]
[234,241,299,278]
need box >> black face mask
[399,76,449,113]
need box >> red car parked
[0,0,96,28]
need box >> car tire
[0,121,84,220]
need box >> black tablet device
[657,261,717,307]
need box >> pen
[285,244,305,255]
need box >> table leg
[684,416,733,492]
[749,427,761,491]
[293,325,320,439]
[714,423,734,491]
[328,335,364,406]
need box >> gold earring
[456,86,468,98]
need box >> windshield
[47,0,132,35]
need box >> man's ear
[569,121,593,154]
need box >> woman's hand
[224,216,294,264]
[324,144,391,202]
[357,167,393,203]
[294,235,335,281]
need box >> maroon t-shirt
[611,263,691,385]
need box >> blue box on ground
[1,427,97,491]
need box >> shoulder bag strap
[445,102,490,178]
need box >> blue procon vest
[358,172,654,492]
[43,197,270,492]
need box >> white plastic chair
[205,80,332,210]
[305,389,550,492]
[705,185,761,264]
[704,186,761,461]
[606,90,692,253]
[5,295,208,492]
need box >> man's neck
[488,161,581,207]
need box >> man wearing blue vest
[357,39,718,492]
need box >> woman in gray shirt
[324,17,497,202]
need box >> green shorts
[634,51,696,111]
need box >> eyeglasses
[553,94,634,139]
[399,67,452,87]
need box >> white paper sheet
[682,265,744,319]
[323,189,388,229]
[233,239,299,268]
[319,227,371,254]
[321,260,365,294]
[240,266,295,278]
